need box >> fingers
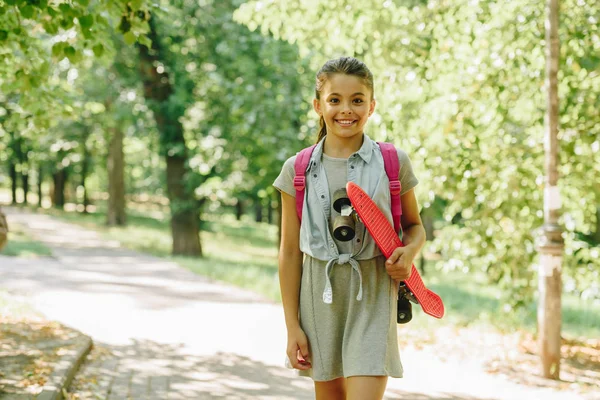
[386,247,413,281]
[386,247,403,266]
[299,340,310,362]
[287,343,311,370]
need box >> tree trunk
[14,136,24,204]
[255,201,263,223]
[21,147,29,205]
[537,0,562,380]
[107,127,127,226]
[137,15,201,256]
[81,144,90,213]
[235,199,244,221]
[37,166,43,208]
[267,196,274,225]
[167,156,201,255]
[52,169,67,208]
[9,162,17,205]
[594,206,600,243]
[22,172,29,205]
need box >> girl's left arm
[385,188,426,281]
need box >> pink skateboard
[346,182,445,320]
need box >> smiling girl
[273,57,425,400]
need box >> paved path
[0,208,588,399]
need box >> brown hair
[314,57,375,143]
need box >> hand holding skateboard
[346,182,445,321]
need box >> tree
[136,14,202,256]
[536,0,563,380]
[234,0,600,307]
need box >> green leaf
[92,43,104,57]
[51,42,65,57]
[580,56,600,72]
[64,45,77,62]
[60,17,74,29]
[95,15,109,26]
[20,5,35,19]
[137,34,152,48]
[123,31,136,45]
[47,6,57,17]
[119,16,131,33]
[130,0,144,11]
[0,31,7,41]
[78,14,94,29]
[58,3,71,15]
[75,0,90,6]
[43,20,59,34]
[39,61,49,76]
[81,27,93,40]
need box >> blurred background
[0,0,598,395]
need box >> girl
[273,56,426,400]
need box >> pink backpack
[293,142,403,234]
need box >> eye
[353,98,364,104]
[329,98,339,104]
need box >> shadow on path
[71,338,496,400]
[1,209,270,311]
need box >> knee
[346,375,388,400]
[315,377,346,400]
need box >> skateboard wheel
[333,216,355,241]
[333,188,351,213]
[397,296,413,324]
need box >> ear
[313,98,322,116]
[369,98,376,116]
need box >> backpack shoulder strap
[293,144,317,221]
[378,142,402,234]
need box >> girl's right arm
[279,191,311,370]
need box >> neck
[323,134,364,158]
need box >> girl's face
[313,73,376,141]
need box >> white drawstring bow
[322,253,363,304]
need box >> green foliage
[235,0,600,304]
[2,0,597,306]
[0,0,153,148]
[147,0,313,209]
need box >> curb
[36,335,93,400]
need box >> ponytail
[316,116,327,144]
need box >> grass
[0,223,53,258]
[23,203,600,341]
[36,204,282,302]
[423,268,600,339]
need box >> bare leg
[314,377,346,400]
[346,375,388,400]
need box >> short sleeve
[273,155,297,197]
[397,148,419,195]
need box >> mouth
[335,119,357,127]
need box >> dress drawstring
[322,253,363,304]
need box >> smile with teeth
[336,119,356,126]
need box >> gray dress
[274,148,418,381]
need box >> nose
[341,101,353,114]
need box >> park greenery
[1,0,599,317]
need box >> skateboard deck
[346,182,445,319]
